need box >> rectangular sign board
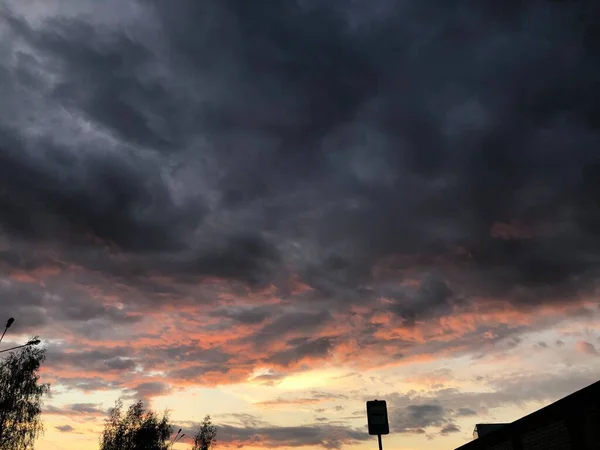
[366,400,389,435]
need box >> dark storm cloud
[1,0,600,327]
[387,275,457,324]
[34,19,183,152]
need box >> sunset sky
[1,1,600,450]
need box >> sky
[0,1,599,449]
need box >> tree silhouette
[100,399,172,450]
[193,415,217,450]
[0,339,50,450]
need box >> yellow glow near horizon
[277,368,347,391]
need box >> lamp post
[0,339,41,354]
[170,429,185,449]
[0,317,15,344]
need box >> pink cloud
[576,341,598,356]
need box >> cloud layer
[1,1,599,448]
[2,0,600,302]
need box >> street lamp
[170,429,185,448]
[0,338,41,354]
[0,317,15,344]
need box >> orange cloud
[576,341,598,356]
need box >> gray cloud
[54,425,74,432]
[46,403,105,417]
[311,391,348,401]
[125,381,171,401]
[51,377,121,393]
[440,424,460,435]
[169,364,230,382]
[393,404,449,434]
[384,367,600,428]
[456,408,477,417]
[266,337,333,367]
[0,276,140,338]
[379,371,600,437]
[252,311,333,348]
[220,413,270,429]
[179,421,370,450]
[44,345,134,373]
[255,391,348,407]
[70,403,105,414]
[210,306,273,325]
[0,0,597,314]
[387,275,457,325]
[104,357,137,371]
[39,338,242,391]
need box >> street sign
[366,400,389,436]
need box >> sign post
[366,400,389,450]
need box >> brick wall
[488,442,513,450]
[521,420,571,450]
[581,408,599,449]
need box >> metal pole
[0,340,39,354]
[0,318,14,344]
[0,344,29,354]
[377,434,383,450]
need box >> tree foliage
[193,415,217,450]
[100,399,173,450]
[0,339,50,450]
